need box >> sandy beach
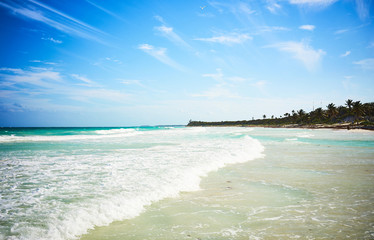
[80,127,374,240]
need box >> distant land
[187,100,374,131]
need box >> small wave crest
[1,128,264,240]
[0,129,141,143]
[95,128,136,135]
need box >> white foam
[94,128,136,135]
[0,127,264,240]
[0,129,141,143]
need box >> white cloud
[154,15,166,24]
[42,37,62,44]
[289,0,337,7]
[195,33,252,45]
[71,74,95,85]
[203,68,224,82]
[29,60,57,65]
[299,25,315,31]
[120,79,142,86]
[340,51,351,57]
[0,67,129,112]
[267,1,282,14]
[0,0,108,44]
[138,44,185,71]
[237,2,255,15]
[353,58,374,70]
[154,25,192,49]
[2,69,63,87]
[257,26,290,34]
[355,0,369,20]
[209,1,255,15]
[334,29,348,34]
[252,81,267,88]
[268,41,325,71]
[85,0,126,22]
[138,44,153,51]
[105,57,122,64]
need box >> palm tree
[311,107,324,122]
[352,101,364,123]
[345,99,353,112]
[291,110,297,122]
[327,103,338,121]
[263,114,266,119]
[297,109,306,123]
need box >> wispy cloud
[138,44,185,71]
[289,0,337,7]
[299,25,315,31]
[208,1,255,15]
[203,68,224,82]
[29,60,57,65]
[193,69,255,99]
[71,74,96,87]
[85,0,127,22]
[251,80,267,89]
[195,33,252,45]
[0,0,108,44]
[266,0,282,14]
[340,51,351,57]
[41,37,62,44]
[334,29,349,34]
[268,41,325,71]
[355,0,369,20]
[105,57,122,64]
[120,79,144,87]
[154,25,192,49]
[353,58,374,70]
[257,26,290,34]
[0,67,129,112]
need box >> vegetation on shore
[187,100,374,130]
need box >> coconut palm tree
[297,109,306,123]
[327,103,338,121]
[311,107,324,122]
[352,101,364,123]
[345,99,353,111]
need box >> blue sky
[0,0,373,127]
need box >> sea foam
[0,127,264,240]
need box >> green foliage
[187,100,374,127]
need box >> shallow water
[1,127,373,239]
[0,127,263,240]
[81,128,374,240]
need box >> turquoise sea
[0,127,373,239]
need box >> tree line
[187,99,374,128]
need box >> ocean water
[1,127,373,240]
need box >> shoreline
[80,127,374,240]
[187,123,374,131]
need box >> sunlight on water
[81,128,374,240]
[1,127,373,240]
[0,127,263,240]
